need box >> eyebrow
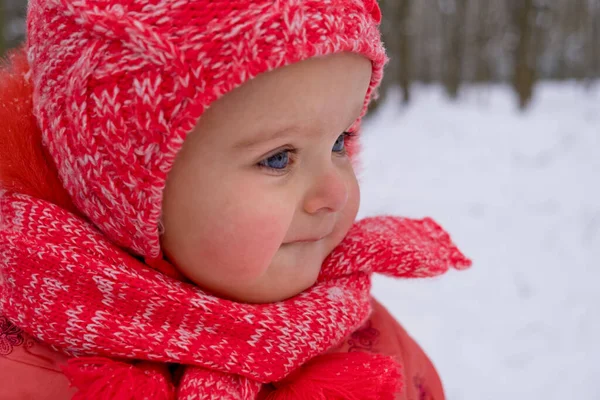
[233,126,298,150]
[233,101,365,150]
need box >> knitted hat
[26,0,387,259]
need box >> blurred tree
[566,0,587,80]
[396,0,412,104]
[473,0,493,83]
[511,0,538,109]
[0,0,5,57]
[584,0,599,84]
[1,0,27,57]
[593,1,600,80]
[411,0,441,84]
[441,0,468,99]
[376,0,413,106]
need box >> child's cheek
[206,197,290,282]
[330,167,361,246]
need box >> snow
[360,82,600,400]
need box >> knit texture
[26,0,388,259]
[0,190,470,398]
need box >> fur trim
[0,47,79,216]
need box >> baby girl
[0,0,470,399]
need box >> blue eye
[332,132,350,153]
[259,151,290,170]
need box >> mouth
[285,234,329,245]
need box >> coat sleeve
[257,296,446,400]
[331,297,446,400]
[0,315,75,400]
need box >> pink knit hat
[26,0,387,259]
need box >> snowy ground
[360,83,600,400]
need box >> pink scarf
[0,190,470,399]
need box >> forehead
[192,53,372,145]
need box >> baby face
[160,52,372,303]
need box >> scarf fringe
[267,352,402,400]
[177,367,262,400]
[63,357,175,400]
[63,352,401,400]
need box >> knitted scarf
[0,190,470,399]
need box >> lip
[287,235,329,244]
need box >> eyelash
[258,131,356,174]
[342,130,357,141]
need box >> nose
[303,165,349,215]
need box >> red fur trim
[0,47,80,216]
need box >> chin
[227,287,304,304]
[234,264,321,304]
[188,244,326,304]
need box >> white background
[362,83,600,400]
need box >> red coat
[0,298,443,399]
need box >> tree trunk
[594,3,600,78]
[586,0,600,81]
[397,0,412,104]
[443,0,468,99]
[474,0,492,83]
[512,0,537,110]
[0,0,6,57]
